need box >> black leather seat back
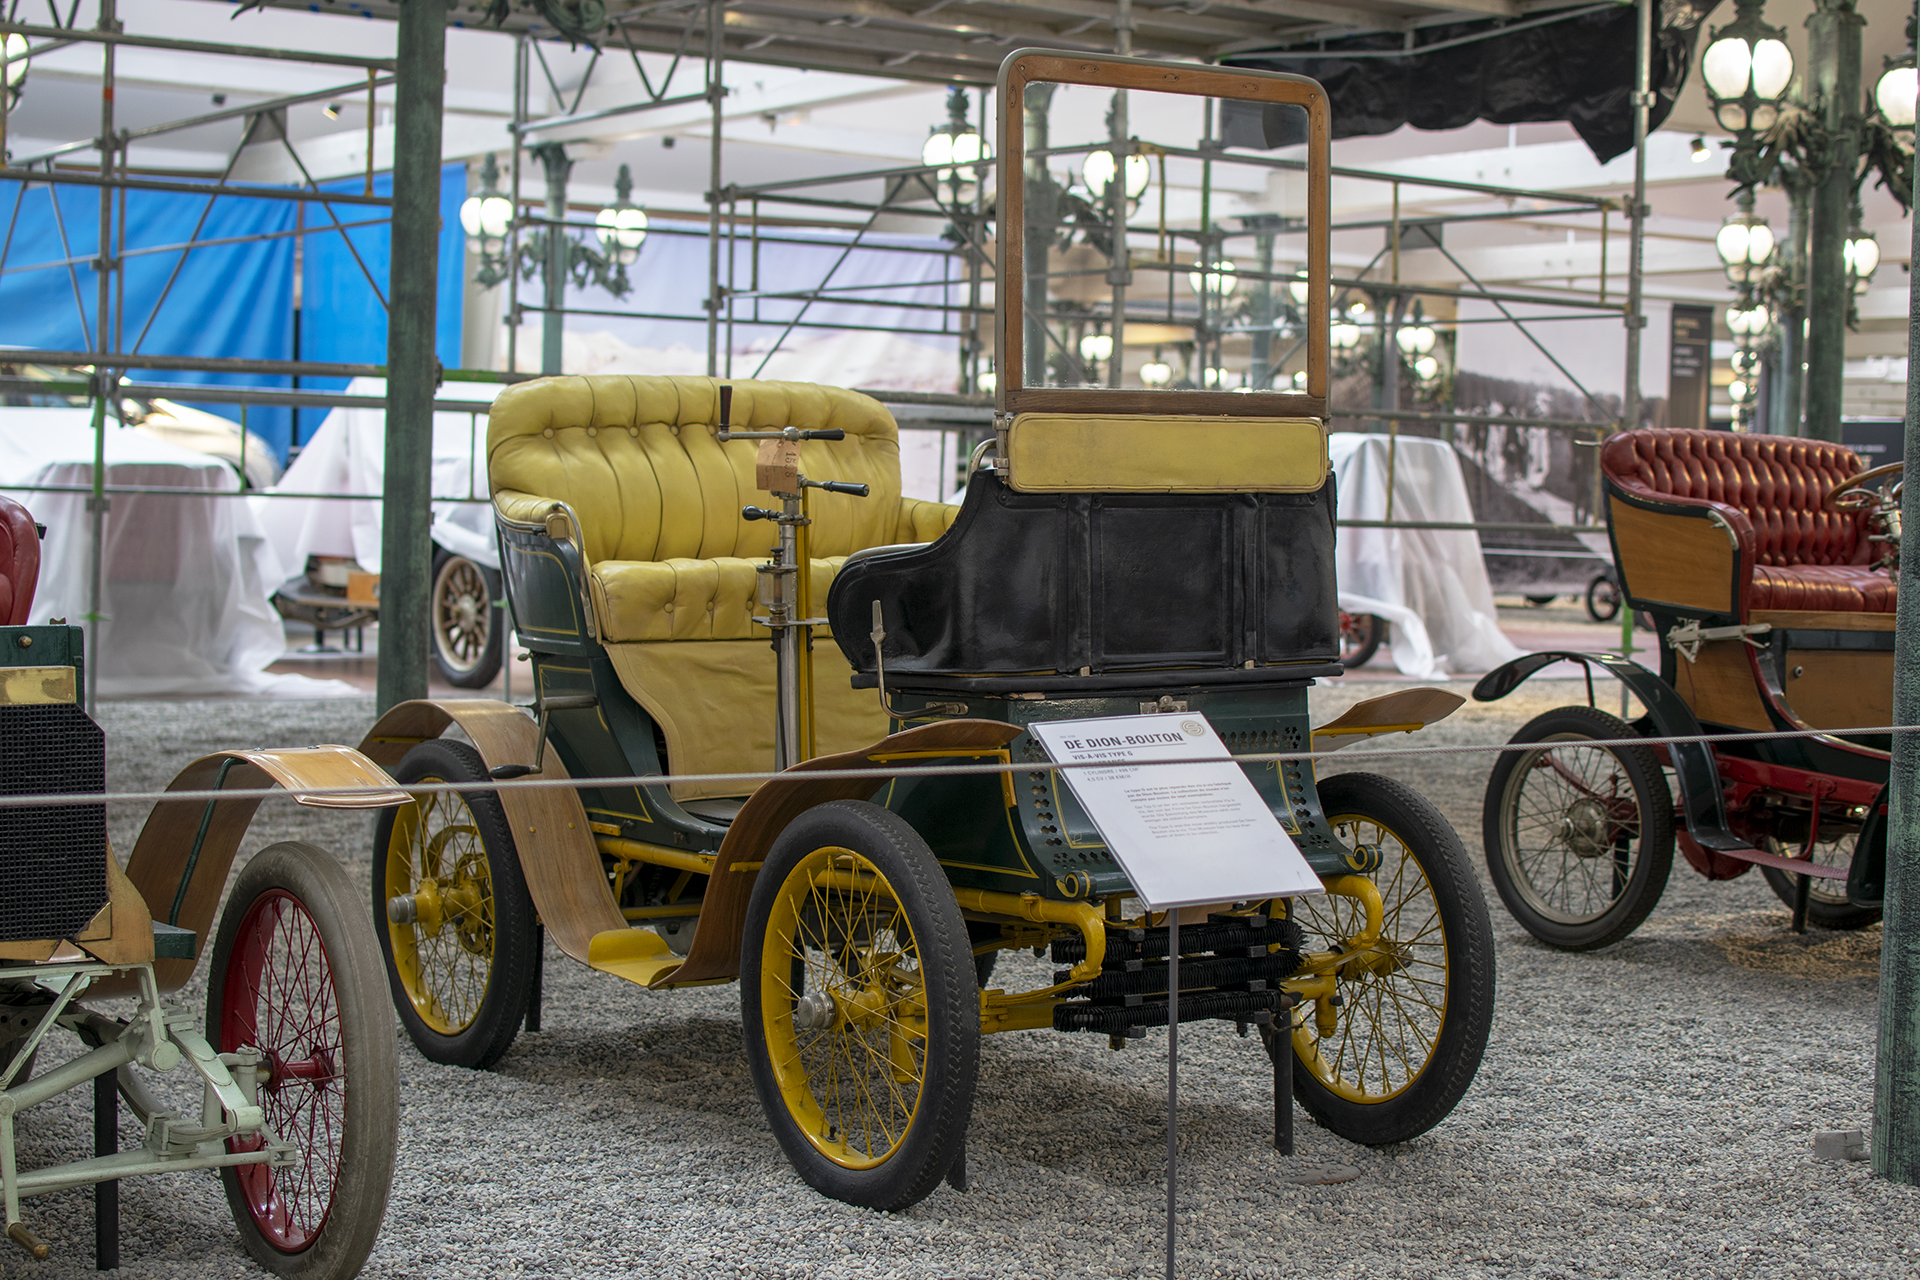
[827,470,1340,687]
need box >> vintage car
[1477,427,1896,947]
[0,493,401,1274]
[358,50,1496,1211]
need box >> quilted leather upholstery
[1750,563,1897,612]
[489,375,959,639]
[589,556,845,643]
[0,495,39,626]
[1601,428,1892,613]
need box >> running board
[1691,841,1849,880]
[587,927,684,987]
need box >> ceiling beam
[1385,0,1517,15]
[718,9,1016,62]
[965,0,1304,44]
[1131,0,1411,32]
[733,0,1122,50]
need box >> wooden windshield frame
[995,51,1331,419]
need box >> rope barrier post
[1873,83,1920,1184]
[525,922,544,1033]
[1273,994,1293,1155]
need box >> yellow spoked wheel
[1281,772,1494,1146]
[373,739,535,1070]
[742,800,978,1211]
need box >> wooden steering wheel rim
[1824,460,1905,512]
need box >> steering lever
[805,478,869,497]
[718,384,848,442]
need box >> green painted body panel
[498,521,599,659]
[0,625,85,687]
[498,523,1356,912]
[876,687,1354,900]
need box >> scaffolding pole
[83,0,116,715]
[375,0,448,713]
[705,0,723,376]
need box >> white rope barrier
[0,719,1908,811]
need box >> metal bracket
[1665,619,1771,664]
[1705,508,1742,549]
[163,1010,264,1134]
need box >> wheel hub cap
[793,989,837,1031]
[391,880,445,934]
[1562,798,1612,858]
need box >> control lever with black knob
[718,425,849,443]
[806,479,869,497]
[489,693,598,779]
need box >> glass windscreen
[1016,82,1312,393]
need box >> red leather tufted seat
[0,495,39,626]
[1600,428,1892,613]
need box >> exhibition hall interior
[0,0,1917,1275]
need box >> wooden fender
[358,699,623,967]
[661,719,1024,988]
[109,746,407,995]
[1310,687,1465,753]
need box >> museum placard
[1029,715,1323,909]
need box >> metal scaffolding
[0,0,1653,712]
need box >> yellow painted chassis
[361,694,1443,1032]
[952,877,1384,1043]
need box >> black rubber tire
[430,547,504,689]
[740,800,978,1211]
[1525,594,1557,607]
[1584,574,1622,623]
[1483,705,1675,951]
[1280,773,1495,1147]
[967,921,1002,990]
[208,842,398,1280]
[1339,613,1385,669]
[373,738,535,1069]
[1760,839,1884,931]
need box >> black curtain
[1224,0,1719,164]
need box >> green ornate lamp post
[462,152,647,373]
[460,153,515,288]
[1701,0,1795,433]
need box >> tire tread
[209,841,398,1280]
[374,738,534,1069]
[1295,772,1495,1146]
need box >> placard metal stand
[1028,714,1335,1278]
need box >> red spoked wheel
[1338,611,1385,669]
[208,842,398,1279]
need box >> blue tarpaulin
[0,164,464,461]
[295,166,467,449]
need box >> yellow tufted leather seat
[489,374,960,798]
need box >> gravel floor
[7,683,1918,1280]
